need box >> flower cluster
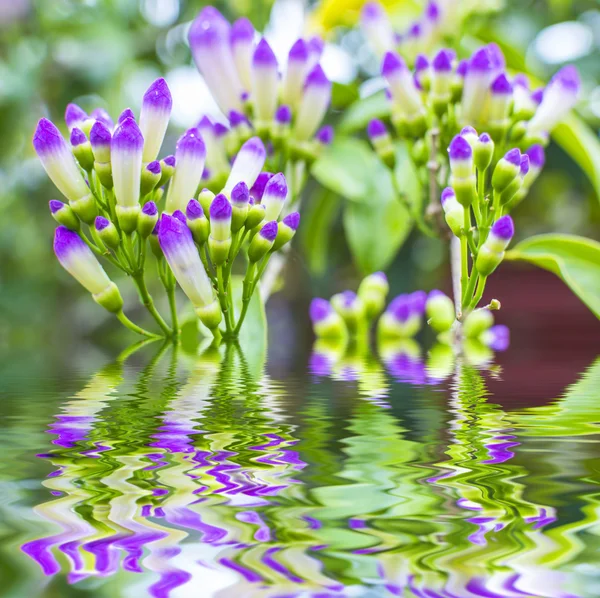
[35,77,299,341]
[310,275,506,344]
[360,1,501,64]
[363,42,579,318]
[189,7,333,199]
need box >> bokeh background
[1,0,599,374]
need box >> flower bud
[315,125,334,148]
[138,201,159,238]
[500,155,528,205]
[282,39,309,111]
[196,187,215,215]
[492,148,521,194]
[49,200,80,230]
[487,73,513,130]
[246,202,266,230]
[139,78,172,163]
[463,308,494,338]
[482,324,510,352]
[186,199,209,245]
[149,221,162,258]
[309,298,347,338]
[65,103,88,132]
[225,137,267,193]
[54,226,123,312]
[430,49,454,114]
[331,291,366,335]
[261,172,288,221]
[426,290,455,333]
[251,39,279,128]
[461,46,495,126]
[476,215,514,276]
[357,271,389,320]
[231,18,254,92]
[70,127,94,171]
[367,119,395,167]
[95,216,120,249]
[512,74,536,120]
[448,135,477,208]
[381,52,425,125]
[473,133,494,172]
[157,154,175,187]
[378,292,425,338]
[440,187,464,237]
[248,220,278,262]
[208,194,232,265]
[141,160,161,196]
[230,181,250,232]
[360,2,396,58]
[195,299,223,333]
[294,64,332,141]
[165,128,206,214]
[271,212,299,251]
[460,126,478,148]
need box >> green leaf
[300,189,342,276]
[506,234,600,319]
[338,91,390,134]
[311,138,381,201]
[552,115,600,201]
[231,275,267,377]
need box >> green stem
[216,265,233,333]
[469,275,488,310]
[132,273,172,337]
[460,208,471,309]
[234,261,257,335]
[167,285,179,336]
[463,271,479,312]
[116,311,161,338]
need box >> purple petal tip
[526,144,545,168]
[491,215,514,240]
[432,49,453,72]
[146,160,161,174]
[231,181,250,205]
[260,220,278,241]
[520,154,530,175]
[231,17,254,44]
[448,135,472,161]
[186,198,204,219]
[142,201,158,216]
[95,216,110,231]
[414,54,429,72]
[65,103,87,127]
[163,154,176,167]
[367,119,387,139]
[89,121,111,147]
[316,125,334,145]
[275,105,292,124]
[143,78,172,111]
[33,118,63,154]
[112,117,143,151]
[118,108,136,124]
[440,187,455,205]
[310,298,332,322]
[70,127,86,146]
[381,52,405,77]
[478,132,492,143]
[283,211,300,230]
[289,38,308,62]
[210,194,232,220]
[491,73,512,95]
[173,210,187,224]
[305,64,330,88]
[253,38,277,67]
[504,148,521,166]
[49,200,65,214]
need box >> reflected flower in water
[17,341,600,597]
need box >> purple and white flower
[282,39,309,110]
[460,47,495,125]
[527,65,580,138]
[33,118,90,203]
[54,226,116,297]
[111,117,144,208]
[251,39,279,125]
[360,2,396,58]
[188,6,244,115]
[488,73,513,126]
[165,128,206,214]
[381,52,424,121]
[261,172,288,221]
[224,136,266,193]
[294,64,332,141]
[65,103,88,132]
[230,17,255,92]
[209,193,233,241]
[158,213,215,309]
[139,78,172,163]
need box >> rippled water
[1,338,599,598]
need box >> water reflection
[17,339,600,597]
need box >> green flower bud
[310,298,348,339]
[492,149,522,194]
[248,221,278,262]
[70,128,94,171]
[463,308,494,338]
[49,200,80,231]
[271,212,300,252]
[330,291,366,336]
[70,192,97,224]
[440,188,465,237]
[198,188,216,215]
[137,201,159,239]
[426,290,455,333]
[208,237,231,266]
[245,203,266,230]
[157,155,176,188]
[475,215,514,277]
[358,271,389,320]
[95,216,120,249]
[140,161,161,197]
[474,133,494,172]
[185,199,209,246]
[94,161,113,189]
[195,299,222,332]
[116,205,140,234]
[94,281,124,313]
[450,175,477,208]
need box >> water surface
[1,336,599,598]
